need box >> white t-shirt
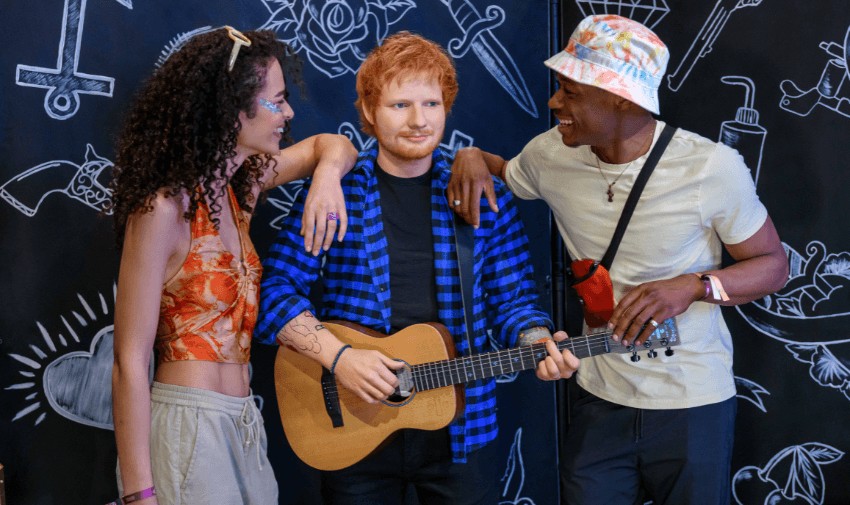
[506,120,768,409]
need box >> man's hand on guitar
[334,348,404,404]
[535,331,580,381]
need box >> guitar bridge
[321,367,344,428]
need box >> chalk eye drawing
[718,76,766,186]
[258,0,416,78]
[440,0,538,118]
[666,0,763,92]
[499,428,536,505]
[732,443,844,505]
[1,144,113,216]
[14,0,132,120]
[573,0,670,30]
[779,25,850,119]
[735,376,770,412]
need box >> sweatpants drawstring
[240,398,263,470]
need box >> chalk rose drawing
[259,0,416,78]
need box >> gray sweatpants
[118,381,279,505]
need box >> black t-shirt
[375,163,440,334]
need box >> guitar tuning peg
[665,348,675,357]
[647,350,657,358]
[630,351,640,363]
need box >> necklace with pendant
[593,123,656,203]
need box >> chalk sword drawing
[718,76,766,185]
[573,0,670,30]
[666,0,763,92]
[499,428,536,505]
[779,25,850,119]
[15,0,132,120]
[732,443,844,505]
[1,144,113,216]
[440,0,538,118]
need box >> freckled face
[236,58,294,157]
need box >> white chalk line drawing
[440,0,538,118]
[666,0,763,92]
[732,443,844,505]
[779,25,850,119]
[499,428,536,505]
[735,376,770,412]
[156,25,217,68]
[0,144,113,216]
[15,0,132,120]
[718,76,766,186]
[573,0,670,30]
[258,0,415,79]
[786,344,850,402]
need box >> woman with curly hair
[109,27,356,505]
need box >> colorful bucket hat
[545,15,669,114]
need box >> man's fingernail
[608,322,614,329]
[612,334,619,341]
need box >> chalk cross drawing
[15,0,132,119]
[779,25,850,119]
[440,0,538,118]
[667,0,763,92]
[1,144,113,216]
[733,443,844,505]
[573,0,670,30]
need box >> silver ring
[452,200,461,206]
[648,318,659,328]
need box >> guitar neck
[410,329,616,392]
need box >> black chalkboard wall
[3,0,850,504]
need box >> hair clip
[225,26,252,72]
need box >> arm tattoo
[279,314,322,354]
[516,326,553,348]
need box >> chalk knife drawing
[440,0,538,118]
[1,144,113,216]
[779,25,850,119]
[573,0,670,30]
[666,0,763,92]
[15,0,132,120]
[732,443,844,505]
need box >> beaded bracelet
[331,344,351,375]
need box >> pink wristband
[694,273,711,301]
[105,486,156,505]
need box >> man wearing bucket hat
[447,14,788,505]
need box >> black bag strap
[565,124,677,271]
[452,212,477,357]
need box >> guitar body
[274,321,465,471]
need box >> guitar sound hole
[387,363,415,403]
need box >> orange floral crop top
[155,186,261,364]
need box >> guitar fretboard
[410,330,615,392]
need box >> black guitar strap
[452,212,477,356]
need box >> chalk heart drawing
[43,325,116,430]
[732,443,843,505]
[259,0,415,78]
[499,428,536,505]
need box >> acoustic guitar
[274,319,680,471]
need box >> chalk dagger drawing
[732,443,844,505]
[573,0,670,30]
[440,0,538,118]
[257,0,416,78]
[718,76,767,186]
[779,25,850,119]
[15,0,132,120]
[499,428,536,505]
[0,144,113,216]
[666,0,764,92]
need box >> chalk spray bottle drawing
[779,25,850,119]
[573,0,670,30]
[718,76,767,186]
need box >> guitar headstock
[607,318,681,361]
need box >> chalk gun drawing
[257,0,415,78]
[440,0,538,118]
[779,25,850,119]
[1,144,113,216]
[15,0,132,120]
[735,376,770,412]
[732,443,844,505]
[573,0,670,30]
[718,76,766,186]
[666,0,763,92]
[499,428,536,505]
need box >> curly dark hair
[107,28,304,250]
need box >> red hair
[355,31,458,137]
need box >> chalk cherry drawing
[15,0,132,119]
[1,144,113,216]
[667,0,763,92]
[732,443,844,505]
[439,0,538,118]
[499,428,536,505]
[258,0,416,78]
[735,376,770,413]
[718,76,767,185]
[786,344,850,402]
[779,25,850,119]
[573,0,670,30]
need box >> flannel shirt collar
[352,146,454,186]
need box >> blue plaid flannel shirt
[254,147,552,463]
